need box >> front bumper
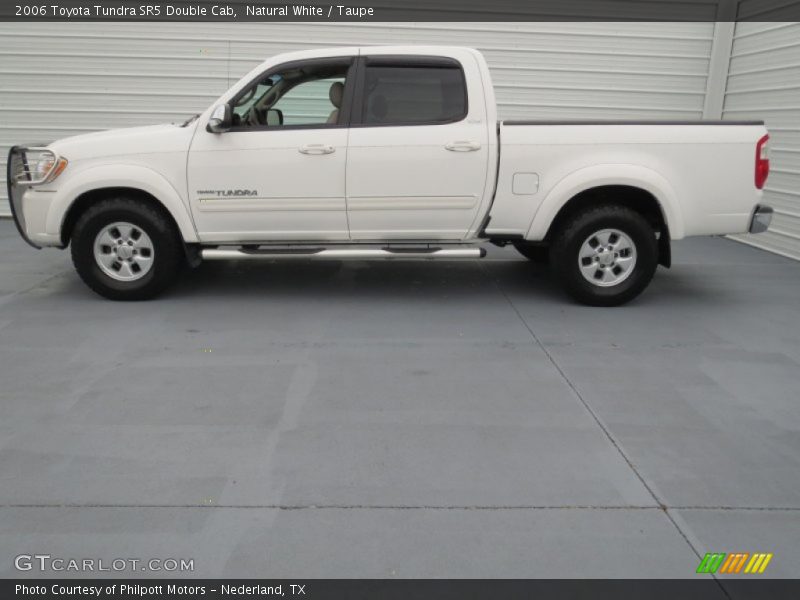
[749,205,773,234]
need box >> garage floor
[1,219,799,582]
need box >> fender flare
[525,164,684,241]
[47,163,199,243]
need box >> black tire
[550,205,658,307]
[70,197,183,300]
[513,242,550,265]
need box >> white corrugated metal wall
[4,20,798,262]
[0,22,715,216]
[724,22,800,260]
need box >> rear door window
[359,62,467,126]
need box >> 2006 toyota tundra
[7,46,773,305]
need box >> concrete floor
[0,218,799,582]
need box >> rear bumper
[749,205,773,234]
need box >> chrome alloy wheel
[578,228,637,287]
[93,222,154,282]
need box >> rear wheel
[71,197,183,300]
[550,205,658,306]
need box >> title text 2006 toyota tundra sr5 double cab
[7,46,773,305]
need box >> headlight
[14,148,68,185]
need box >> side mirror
[206,104,232,133]
[266,108,283,127]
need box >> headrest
[329,81,344,108]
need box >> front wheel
[550,205,658,306]
[71,197,183,300]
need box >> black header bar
[2,0,800,22]
[5,579,800,600]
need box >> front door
[187,57,356,242]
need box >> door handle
[299,144,335,155]
[445,141,481,152]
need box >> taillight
[755,134,769,189]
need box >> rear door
[345,52,491,240]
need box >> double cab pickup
[7,46,773,305]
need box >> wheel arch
[50,165,198,247]
[526,166,682,268]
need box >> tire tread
[70,196,182,300]
[550,204,658,306]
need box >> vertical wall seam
[703,20,736,119]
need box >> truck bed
[486,120,768,242]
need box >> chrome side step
[200,247,486,261]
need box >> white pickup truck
[7,45,773,306]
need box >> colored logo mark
[696,552,773,574]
